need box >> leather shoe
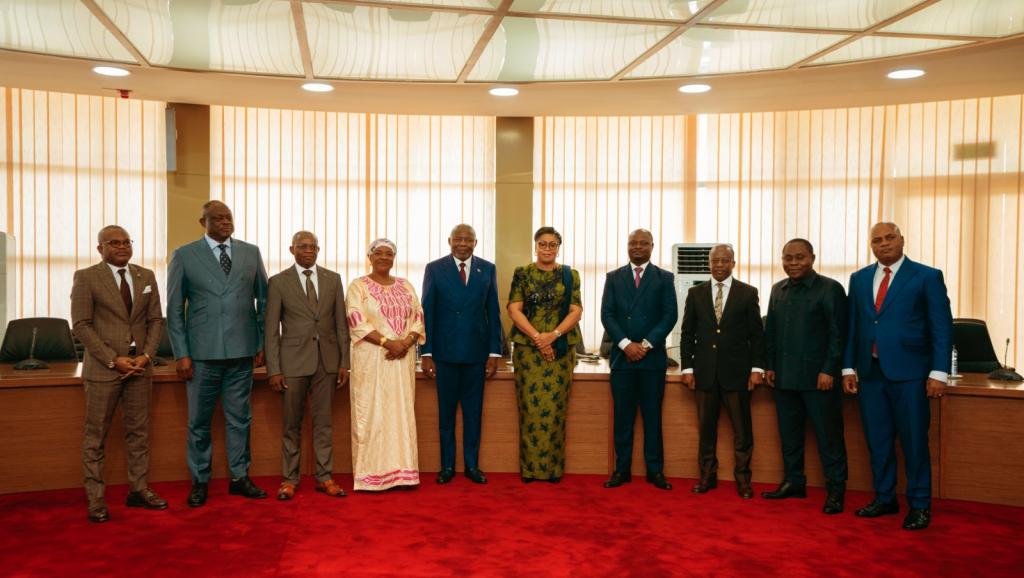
[761,481,807,500]
[187,482,208,508]
[737,482,754,499]
[855,499,900,518]
[87,505,109,523]
[823,491,845,515]
[126,488,168,510]
[464,468,488,484]
[692,476,718,494]
[603,471,632,488]
[316,478,347,498]
[646,472,672,491]
[436,468,455,484]
[902,508,931,530]
[228,476,267,499]
[277,482,296,501]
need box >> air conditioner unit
[668,243,714,364]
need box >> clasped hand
[384,337,412,361]
[114,355,149,380]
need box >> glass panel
[813,36,970,65]
[468,16,674,81]
[509,0,714,21]
[882,0,1024,38]
[343,0,500,7]
[628,28,843,78]
[0,0,135,62]
[305,4,492,81]
[702,0,920,30]
[95,0,174,65]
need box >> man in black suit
[762,239,848,514]
[600,229,678,491]
[680,244,765,498]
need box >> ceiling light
[92,66,130,77]
[302,82,334,93]
[489,87,519,97]
[678,83,711,94]
[887,69,925,80]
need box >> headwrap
[367,238,397,256]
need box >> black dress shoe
[737,482,754,499]
[546,477,561,484]
[436,468,455,484]
[902,508,931,530]
[855,499,900,518]
[823,491,845,515]
[692,476,718,494]
[604,471,632,488]
[646,472,672,490]
[228,477,267,499]
[187,482,208,508]
[761,481,807,500]
[126,488,169,510]
[87,505,109,523]
[521,477,537,484]
[465,468,488,484]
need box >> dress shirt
[682,275,763,375]
[618,262,653,351]
[294,263,318,297]
[106,262,134,295]
[205,235,232,261]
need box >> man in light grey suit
[167,200,269,507]
[265,231,350,500]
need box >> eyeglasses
[371,250,395,258]
[293,244,319,251]
[536,241,560,250]
[103,240,133,248]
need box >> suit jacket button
[716,329,721,334]
[313,336,319,341]
[712,345,717,349]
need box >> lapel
[445,256,470,293]
[704,280,720,325]
[129,264,146,322]
[878,258,918,317]
[720,280,742,325]
[195,238,229,290]
[314,266,332,316]
[285,266,316,315]
[96,263,130,320]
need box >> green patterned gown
[508,263,582,480]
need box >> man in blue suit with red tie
[421,224,503,485]
[842,222,953,530]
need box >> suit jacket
[265,265,350,377]
[679,278,766,391]
[70,262,164,381]
[600,263,678,372]
[764,271,848,390]
[420,255,502,364]
[166,237,269,361]
[842,257,953,381]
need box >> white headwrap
[367,238,397,256]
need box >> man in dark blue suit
[842,222,953,531]
[600,229,678,490]
[421,224,503,485]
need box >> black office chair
[952,318,1001,373]
[0,317,78,366]
[151,326,176,366]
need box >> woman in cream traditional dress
[346,238,425,491]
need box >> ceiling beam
[79,0,151,67]
[306,0,494,17]
[291,0,315,79]
[455,0,513,84]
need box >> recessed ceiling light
[302,82,334,93]
[887,68,925,80]
[489,87,519,97]
[678,83,711,94]
[92,66,130,77]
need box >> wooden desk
[1,362,1021,505]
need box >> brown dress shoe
[316,478,347,498]
[737,482,754,499]
[277,482,297,501]
[88,504,109,523]
[126,488,169,510]
[692,476,718,494]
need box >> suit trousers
[434,359,486,471]
[82,374,152,506]
[772,387,848,489]
[610,368,666,474]
[858,358,932,509]
[281,361,336,484]
[695,385,753,483]
[187,357,254,482]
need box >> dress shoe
[761,481,807,500]
[737,482,754,499]
[228,476,267,499]
[603,471,632,488]
[277,482,296,501]
[823,491,845,515]
[691,476,718,494]
[87,504,109,523]
[855,499,900,518]
[316,478,347,498]
[546,477,561,484]
[126,488,169,510]
[436,468,455,484]
[521,477,537,484]
[902,508,931,530]
[187,482,208,508]
[646,472,672,491]
[464,468,488,484]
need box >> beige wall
[495,118,534,333]
[166,103,210,259]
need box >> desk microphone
[988,338,1023,382]
[14,327,49,370]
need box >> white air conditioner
[668,243,714,364]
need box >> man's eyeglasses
[293,244,319,251]
[103,240,133,248]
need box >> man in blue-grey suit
[167,200,269,507]
[600,229,677,491]
[842,222,952,531]
[420,224,502,486]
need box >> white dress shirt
[294,263,318,297]
[205,235,232,261]
[106,262,134,295]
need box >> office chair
[952,318,1001,373]
[0,317,78,368]
[151,327,175,366]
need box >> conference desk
[1,361,1021,505]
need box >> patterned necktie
[459,262,467,285]
[118,268,132,315]
[634,266,642,288]
[714,282,724,323]
[304,270,318,308]
[218,244,232,276]
[873,267,892,355]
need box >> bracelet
[553,329,562,338]
[531,333,540,339]
[380,337,388,348]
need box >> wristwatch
[380,337,389,348]
[641,339,653,351]
[107,359,116,369]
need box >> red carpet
[1,474,1020,577]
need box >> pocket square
[142,285,152,294]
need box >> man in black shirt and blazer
[762,239,849,514]
[680,244,765,498]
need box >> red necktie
[873,267,891,355]
[459,262,467,285]
[118,268,133,315]
[634,266,642,288]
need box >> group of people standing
[70,202,951,533]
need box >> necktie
[459,262,467,286]
[634,266,642,288]
[714,282,724,323]
[218,244,232,276]
[873,267,892,355]
[304,270,318,308]
[118,268,132,315]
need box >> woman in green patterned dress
[507,226,583,483]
